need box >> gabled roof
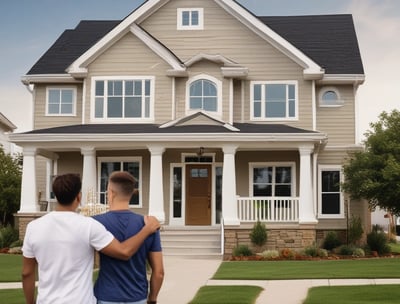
[27,21,120,75]
[24,0,364,80]
[259,14,364,75]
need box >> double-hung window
[318,166,344,218]
[251,163,294,197]
[46,87,76,116]
[251,81,297,120]
[93,77,153,121]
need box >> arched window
[319,87,343,107]
[189,79,218,112]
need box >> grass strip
[0,254,22,282]
[0,288,26,304]
[304,285,400,304]
[189,286,263,304]
[214,259,400,280]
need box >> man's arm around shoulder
[100,215,160,260]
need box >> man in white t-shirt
[22,173,160,304]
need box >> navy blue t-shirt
[93,211,162,302]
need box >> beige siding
[86,34,173,124]
[141,0,313,129]
[33,84,83,130]
[35,156,47,201]
[316,85,356,145]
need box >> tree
[0,148,21,226]
[342,110,400,215]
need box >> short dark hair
[52,174,81,206]
[109,171,136,197]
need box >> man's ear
[77,192,82,204]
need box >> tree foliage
[0,148,21,226]
[342,110,400,214]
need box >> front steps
[160,226,222,259]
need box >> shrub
[232,245,253,257]
[9,239,23,248]
[367,225,390,255]
[280,248,296,260]
[259,250,279,260]
[304,244,319,257]
[249,221,267,248]
[348,215,364,245]
[339,245,356,256]
[353,248,365,257]
[0,225,19,248]
[322,231,342,251]
[318,248,329,258]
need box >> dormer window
[177,8,204,30]
[319,87,344,107]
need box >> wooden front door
[186,164,212,225]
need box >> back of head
[109,171,136,198]
[52,174,82,206]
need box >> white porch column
[148,146,165,223]
[222,145,240,225]
[81,147,97,205]
[299,145,318,224]
[19,147,38,213]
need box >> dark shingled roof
[259,14,364,74]
[24,123,317,135]
[26,13,364,75]
[27,21,120,75]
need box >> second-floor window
[186,75,222,117]
[46,88,76,116]
[190,79,217,112]
[251,82,297,120]
[93,77,154,121]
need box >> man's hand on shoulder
[144,215,160,233]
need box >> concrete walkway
[2,256,400,303]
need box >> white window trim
[318,165,345,219]
[46,86,77,116]
[250,80,299,121]
[177,8,204,30]
[185,74,222,118]
[249,162,296,197]
[169,163,185,226]
[90,76,155,123]
[97,157,143,208]
[319,86,344,108]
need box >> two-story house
[11,0,368,258]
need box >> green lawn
[189,286,263,304]
[389,242,400,254]
[0,254,22,282]
[0,289,26,304]
[304,285,400,304]
[213,259,400,280]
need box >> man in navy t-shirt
[94,171,164,304]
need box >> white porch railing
[237,197,299,223]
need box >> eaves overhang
[21,74,82,85]
[318,74,365,85]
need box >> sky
[0,0,399,141]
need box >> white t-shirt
[22,211,114,304]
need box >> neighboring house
[0,112,17,154]
[11,0,368,258]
